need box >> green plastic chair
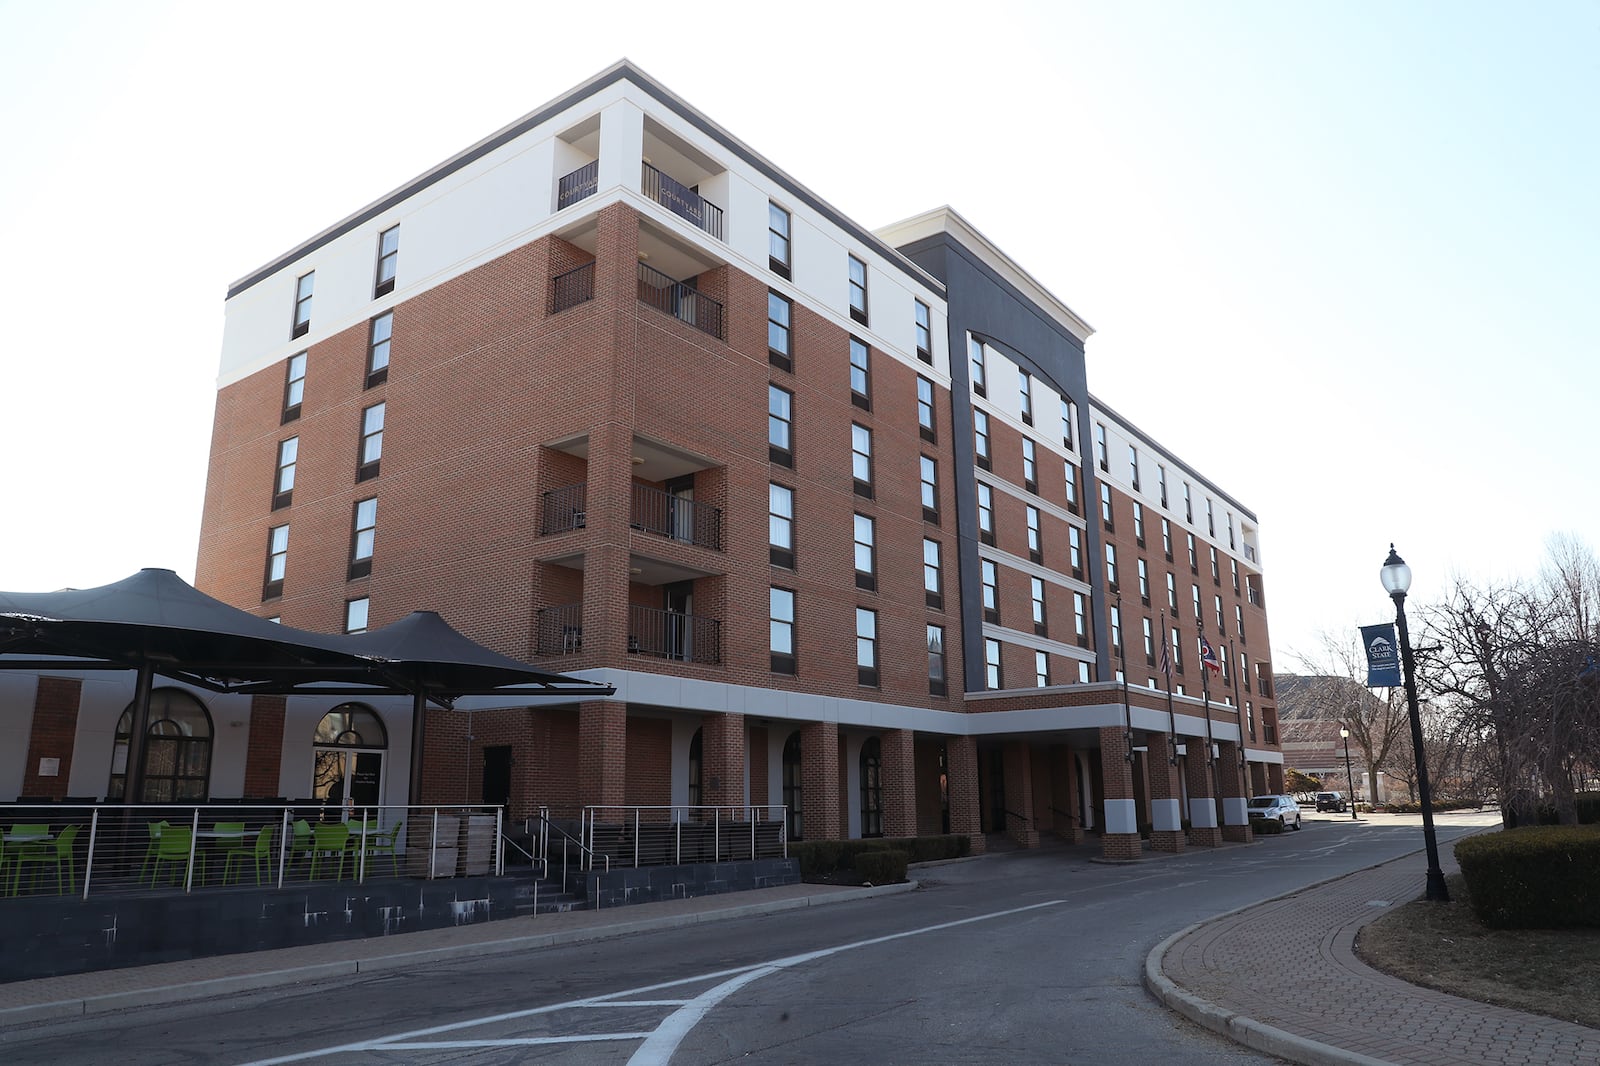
[12,825,80,895]
[148,826,201,886]
[222,825,275,886]
[139,821,169,884]
[308,823,350,880]
[361,820,404,876]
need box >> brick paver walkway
[1155,848,1600,1065]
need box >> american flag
[1159,637,1172,683]
[1200,634,1222,674]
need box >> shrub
[853,849,909,885]
[1533,791,1600,826]
[791,840,843,877]
[1251,817,1284,835]
[793,834,968,878]
[1455,825,1600,928]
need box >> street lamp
[1380,544,1450,902]
[1339,725,1358,821]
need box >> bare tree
[1287,631,1411,805]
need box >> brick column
[1099,726,1141,859]
[947,735,984,854]
[579,700,627,809]
[1146,732,1186,852]
[1217,739,1253,842]
[1185,743,1221,847]
[1250,761,1268,795]
[800,720,841,841]
[1059,746,1085,843]
[701,712,747,810]
[881,729,917,839]
[1002,741,1039,847]
[243,695,286,798]
[21,677,81,800]
[1267,762,1286,794]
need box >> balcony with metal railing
[535,604,585,656]
[540,483,587,535]
[557,160,598,210]
[641,162,723,240]
[549,261,595,313]
[631,483,721,551]
[629,604,721,664]
[636,261,724,339]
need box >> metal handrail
[582,805,787,869]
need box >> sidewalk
[1146,844,1600,1065]
[0,880,911,1029]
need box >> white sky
[1,0,1595,667]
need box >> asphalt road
[0,813,1494,1065]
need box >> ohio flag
[1200,635,1221,674]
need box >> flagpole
[1229,638,1247,779]
[1116,593,1132,762]
[1199,623,1220,816]
[1160,617,1177,764]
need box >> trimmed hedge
[1535,791,1600,826]
[1251,817,1284,835]
[791,834,968,878]
[1455,825,1600,928]
[854,849,909,885]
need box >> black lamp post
[1339,725,1358,821]
[1380,544,1450,902]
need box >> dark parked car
[1315,791,1347,812]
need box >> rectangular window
[1035,650,1050,688]
[1215,594,1225,634]
[1167,572,1178,612]
[1069,526,1083,577]
[1236,604,1246,640]
[282,351,307,423]
[849,336,871,409]
[1022,438,1038,493]
[917,375,936,441]
[1065,461,1080,513]
[969,337,986,396]
[1228,512,1236,550]
[1110,605,1123,656]
[1142,617,1155,665]
[366,312,392,388]
[1095,422,1108,472]
[1192,583,1202,620]
[1184,482,1193,523]
[768,292,792,370]
[345,597,370,634]
[1074,592,1088,646]
[977,483,995,546]
[1187,532,1198,573]
[1162,517,1173,560]
[1232,559,1240,594]
[769,385,794,467]
[768,202,791,278]
[291,271,314,338]
[1158,464,1168,508]
[1133,502,1145,546]
[856,608,878,686]
[1137,558,1150,605]
[1128,445,1140,490]
[1207,498,1216,537]
[374,225,399,297]
[1026,505,1042,563]
[348,498,377,580]
[973,410,991,469]
[1105,543,1118,590]
[1031,576,1047,634]
[1100,483,1114,530]
[920,455,939,523]
[272,437,298,509]
[769,483,794,568]
[923,538,943,609]
[1171,627,1184,673]
[851,423,873,497]
[927,625,946,696]
[768,587,797,674]
[1078,660,1092,684]
[985,638,1002,690]
[1060,397,1075,449]
[914,300,932,363]
[263,524,288,599]
[847,254,868,324]
[358,402,385,481]
[853,513,877,591]
[1019,372,1033,425]
[1210,546,1221,583]
[981,559,999,622]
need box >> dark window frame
[366,311,392,388]
[282,351,307,423]
[847,254,869,325]
[262,524,288,599]
[769,202,791,279]
[768,290,792,371]
[849,336,871,410]
[374,225,399,298]
[348,497,377,580]
[357,402,385,482]
[272,436,298,510]
[769,384,794,468]
[291,271,314,339]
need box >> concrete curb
[0,881,916,1028]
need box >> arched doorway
[688,727,703,808]
[107,689,213,802]
[312,704,388,813]
[859,737,882,837]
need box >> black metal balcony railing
[637,262,724,340]
[629,605,721,664]
[536,604,585,655]
[641,162,723,240]
[1263,722,1279,745]
[557,161,599,210]
[631,484,721,551]
[549,262,595,313]
[541,483,587,535]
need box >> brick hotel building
[7,62,1284,858]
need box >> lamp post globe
[1381,544,1449,902]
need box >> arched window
[313,704,388,809]
[688,728,703,808]
[108,689,213,802]
[860,737,882,838]
[782,732,803,841]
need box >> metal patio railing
[0,802,506,900]
[580,805,787,870]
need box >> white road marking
[234,899,1066,1065]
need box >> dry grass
[1355,873,1600,1029]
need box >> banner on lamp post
[1361,623,1402,687]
